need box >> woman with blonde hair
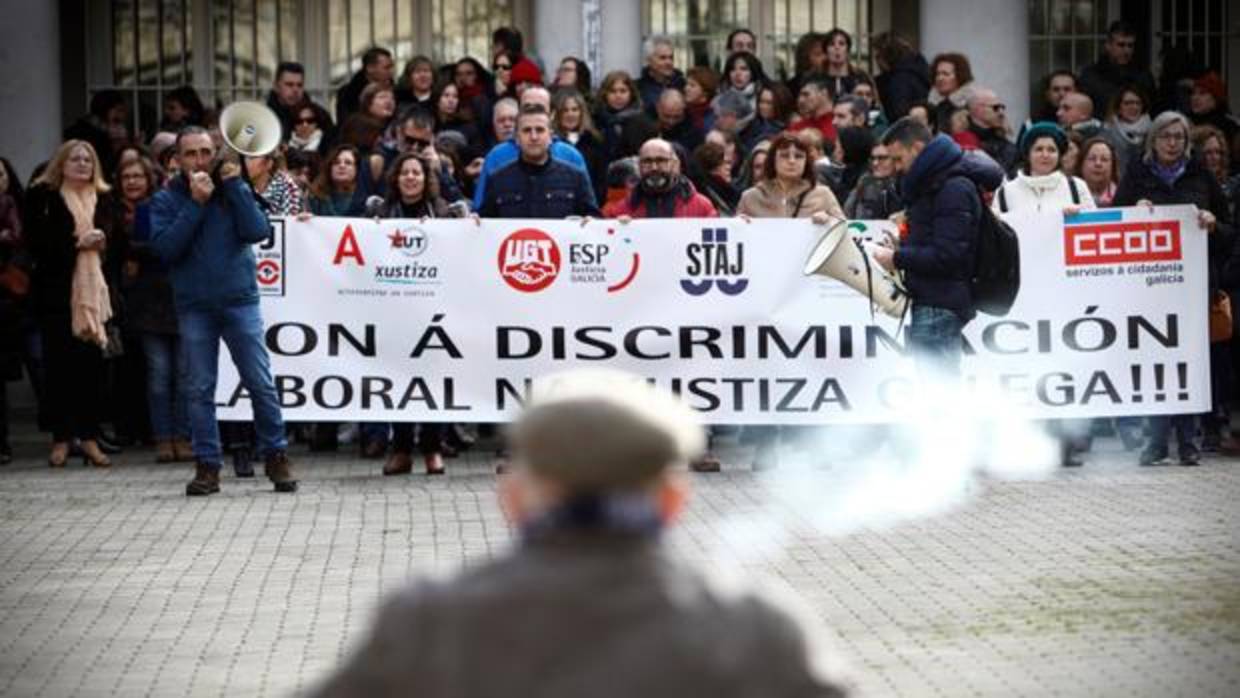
[24,140,122,467]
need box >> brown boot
[263,451,299,493]
[382,451,413,476]
[186,462,221,496]
[155,440,176,463]
[172,438,194,462]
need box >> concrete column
[0,0,62,179]
[532,0,584,75]
[920,0,1029,128]
[599,0,642,76]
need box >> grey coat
[310,531,853,698]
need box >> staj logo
[680,227,747,296]
[499,228,562,292]
[1064,211,1182,266]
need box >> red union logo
[498,228,561,292]
[1064,221,1181,265]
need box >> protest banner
[217,206,1208,423]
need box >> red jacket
[788,113,838,143]
[603,179,718,218]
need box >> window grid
[643,0,750,72]
[769,0,871,80]
[1159,0,1230,81]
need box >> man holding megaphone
[868,118,1004,376]
[149,125,299,497]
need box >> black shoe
[0,444,11,465]
[186,463,221,496]
[96,435,123,455]
[232,449,255,478]
[1139,448,1169,466]
[1179,448,1201,466]
[1060,441,1084,467]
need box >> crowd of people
[0,21,1238,486]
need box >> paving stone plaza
[0,426,1238,697]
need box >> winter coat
[603,178,717,219]
[562,130,609,204]
[1114,156,1237,294]
[0,194,23,379]
[306,530,853,698]
[636,67,687,114]
[595,104,647,162]
[472,139,591,211]
[738,180,844,220]
[123,201,178,335]
[148,175,271,312]
[334,70,372,127]
[479,158,600,219]
[23,184,124,319]
[266,91,335,145]
[877,54,931,122]
[844,174,899,220]
[1076,57,1156,122]
[893,135,1005,322]
[967,122,1019,174]
[993,170,1095,215]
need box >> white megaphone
[803,220,909,318]
[219,101,282,157]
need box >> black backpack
[973,186,1022,316]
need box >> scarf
[1111,113,1151,146]
[289,128,322,152]
[59,184,111,348]
[1016,170,1067,197]
[1150,157,1187,189]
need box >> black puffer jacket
[894,136,1004,322]
[1114,156,1237,294]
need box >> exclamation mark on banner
[1177,362,1189,400]
[1131,365,1142,403]
[1153,364,1166,402]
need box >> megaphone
[219,101,282,157]
[803,220,909,318]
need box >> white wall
[533,0,585,75]
[0,0,61,181]
[920,0,1029,129]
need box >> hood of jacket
[900,135,1004,203]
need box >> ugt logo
[498,228,561,292]
[681,227,747,296]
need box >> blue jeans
[179,303,287,466]
[141,333,189,440]
[905,304,965,379]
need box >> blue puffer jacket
[479,157,601,219]
[894,135,1004,322]
[148,175,271,311]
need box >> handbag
[1209,291,1233,343]
[102,322,125,359]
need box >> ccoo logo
[498,228,562,292]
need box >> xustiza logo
[1063,210,1182,265]
[681,227,747,295]
[498,228,561,292]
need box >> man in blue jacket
[150,127,298,496]
[872,118,1003,376]
[479,106,600,219]
[472,86,592,211]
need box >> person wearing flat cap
[310,368,855,698]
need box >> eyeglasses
[493,63,511,71]
[405,137,432,150]
[989,103,1006,112]
[871,154,890,161]
[638,156,674,168]
[1156,132,1187,143]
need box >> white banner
[216,206,1209,423]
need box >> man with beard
[603,139,716,219]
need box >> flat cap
[507,369,705,491]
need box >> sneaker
[186,462,221,496]
[263,451,299,493]
[1179,447,1201,466]
[232,448,255,478]
[1138,448,1170,466]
